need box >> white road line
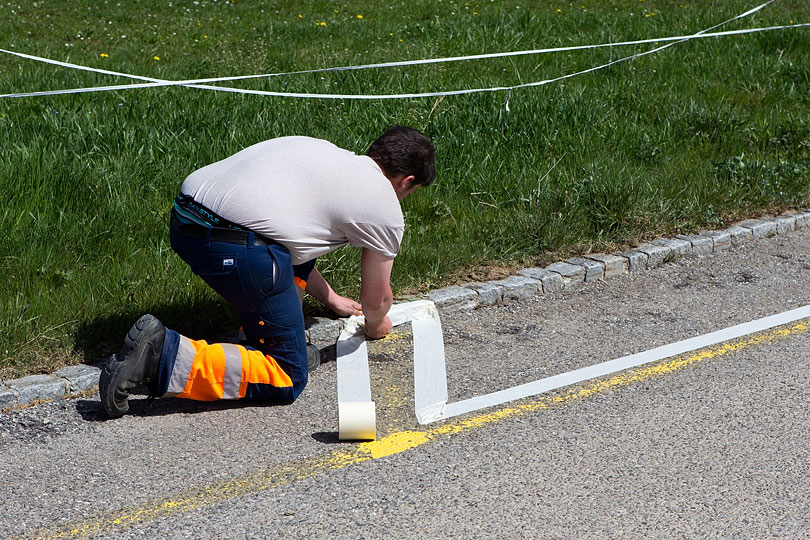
[336,301,810,432]
[423,304,810,423]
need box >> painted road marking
[433,304,810,422]
[25,318,810,540]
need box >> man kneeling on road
[99,126,436,418]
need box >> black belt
[171,214,274,247]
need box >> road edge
[2,209,808,412]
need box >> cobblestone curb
[3,209,809,411]
[1,365,102,411]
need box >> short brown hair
[366,126,436,187]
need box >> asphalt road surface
[2,228,810,539]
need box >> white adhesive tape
[337,298,810,432]
[411,306,449,424]
[336,300,443,440]
[338,401,377,441]
[432,303,810,423]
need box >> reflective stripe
[163,335,294,401]
[221,343,244,399]
[294,277,307,290]
[164,335,195,396]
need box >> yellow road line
[29,319,809,540]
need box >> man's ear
[399,174,416,190]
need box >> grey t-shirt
[180,136,404,265]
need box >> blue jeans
[163,215,314,403]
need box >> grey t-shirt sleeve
[342,222,404,258]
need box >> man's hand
[328,294,362,317]
[306,267,362,316]
[364,315,392,340]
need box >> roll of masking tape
[338,401,377,441]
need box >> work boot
[307,343,321,372]
[99,314,166,419]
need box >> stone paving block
[737,219,777,239]
[700,230,731,251]
[304,316,342,349]
[424,286,479,312]
[564,257,604,282]
[652,237,691,259]
[546,261,585,280]
[794,212,810,230]
[517,267,563,293]
[726,225,753,245]
[488,276,540,300]
[463,282,504,306]
[585,254,628,278]
[54,364,102,393]
[771,216,796,234]
[0,386,18,409]
[636,243,671,268]
[546,261,585,290]
[5,375,68,405]
[675,234,713,256]
[616,251,648,272]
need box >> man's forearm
[360,248,395,338]
[305,267,333,306]
[305,267,363,317]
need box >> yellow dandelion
[333,9,338,13]
[298,14,302,18]
[356,14,363,19]
[153,56,160,60]
[203,35,208,38]
[556,8,562,13]
[100,53,109,58]
[197,22,201,26]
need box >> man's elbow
[361,287,393,312]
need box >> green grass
[1,0,809,377]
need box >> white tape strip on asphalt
[336,317,374,440]
[336,300,444,440]
[424,304,810,423]
[337,300,810,433]
[411,304,449,424]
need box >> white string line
[2,22,807,100]
[0,0,780,98]
[0,47,162,82]
[0,1,795,99]
[0,0,779,88]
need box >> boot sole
[99,357,128,418]
[99,314,165,419]
[307,343,321,372]
[125,314,162,354]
